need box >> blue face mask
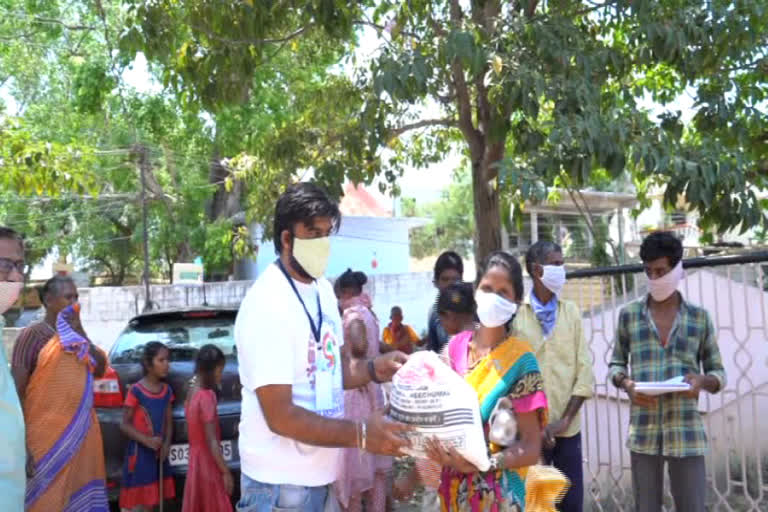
[475,290,517,328]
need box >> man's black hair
[433,251,464,282]
[0,226,24,246]
[483,251,524,303]
[525,241,562,277]
[38,275,75,304]
[273,182,341,254]
[336,268,367,295]
[390,306,403,316]
[640,231,683,267]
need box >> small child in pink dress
[182,345,233,512]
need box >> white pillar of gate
[530,211,539,244]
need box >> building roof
[523,189,638,216]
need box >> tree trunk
[472,159,502,272]
[207,148,243,221]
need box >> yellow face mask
[292,236,331,279]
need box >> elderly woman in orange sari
[22,303,108,512]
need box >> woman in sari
[426,251,549,512]
[23,303,109,512]
[333,269,392,512]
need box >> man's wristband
[367,359,382,384]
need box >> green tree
[0,0,362,281]
[408,168,474,259]
[6,0,768,272]
[119,0,768,266]
[364,0,768,265]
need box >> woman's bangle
[489,452,505,472]
[361,421,368,451]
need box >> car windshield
[110,316,236,364]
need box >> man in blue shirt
[0,226,27,512]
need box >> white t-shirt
[236,262,345,486]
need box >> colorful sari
[23,304,108,512]
[439,331,549,512]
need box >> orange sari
[23,306,108,512]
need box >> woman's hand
[222,470,234,496]
[144,435,163,452]
[424,437,479,474]
[159,442,171,461]
[393,475,416,501]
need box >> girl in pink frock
[334,269,392,512]
[182,345,234,512]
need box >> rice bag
[389,351,491,472]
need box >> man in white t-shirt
[235,183,410,512]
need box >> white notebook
[634,376,691,396]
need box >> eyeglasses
[0,258,25,276]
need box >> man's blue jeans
[236,473,330,512]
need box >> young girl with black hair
[119,341,175,511]
[333,269,391,512]
[182,344,233,512]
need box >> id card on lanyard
[276,260,333,411]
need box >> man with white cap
[610,231,726,512]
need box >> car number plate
[168,440,233,467]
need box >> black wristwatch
[368,359,382,384]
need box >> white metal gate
[566,254,768,511]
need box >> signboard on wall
[173,263,204,285]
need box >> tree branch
[32,17,96,31]
[106,214,133,237]
[452,62,484,157]
[190,24,311,46]
[561,177,621,265]
[532,0,619,22]
[353,20,421,40]
[448,0,484,156]
[389,118,458,139]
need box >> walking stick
[158,454,164,512]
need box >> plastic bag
[389,351,491,472]
[525,465,570,512]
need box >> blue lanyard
[276,260,322,345]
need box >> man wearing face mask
[0,226,27,512]
[234,183,411,512]
[512,241,594,512]
[610,232,725,512]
